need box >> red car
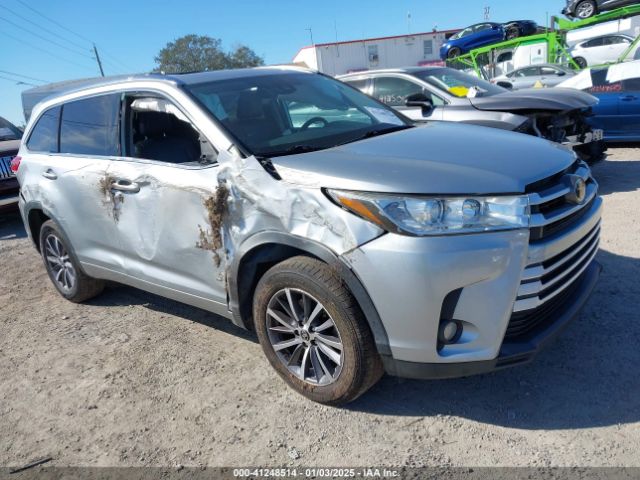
[0,117,22,213]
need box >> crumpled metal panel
[216,150,384,269]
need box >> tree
[226,45,264,69]
[154,34,264,73]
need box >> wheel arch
[23,201,53,252]
[227,231,391,356]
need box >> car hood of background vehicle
[0,140,21,154]
[469,88,597,112]
[270,122,575,195]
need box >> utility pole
[306,27,314,46]
[93,44,105,77]
[484,6,491,21]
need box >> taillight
[10,156,21,174]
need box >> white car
[570,34,636,68]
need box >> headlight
[326,189,530,236]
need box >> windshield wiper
[263,144,326,158]
[336,125,412,147]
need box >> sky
[1,0,566,125]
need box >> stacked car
[440,21,538,60]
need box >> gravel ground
[0,148,639,469]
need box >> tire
[575,0,597,19]
[574,56,588,69]
[447,47,462,59]
[253,256,383,405]
[506,26,521,40]
[39,220,105,303]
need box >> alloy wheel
[44,233,76,292]
[265,288,343,386]
[577,2,595,18]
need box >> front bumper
[342,191,602,378]
[382,260,600,379]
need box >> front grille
[510,160,600,320]
[0,153,17,180]
[506,270,583,340]
[528,161,598,242]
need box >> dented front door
[102,159,229,314]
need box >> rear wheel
[253,256,383,405]
[505,25,521,40]
[39,220,105,302]
[574,57,588,69]
[575,0,597,19]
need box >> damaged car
[339,67,606,162]
[17,68,602,404]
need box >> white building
[292,29,460,76]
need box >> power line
[0,3,90,52]
[10,0,132,74]
[14,0,93,44]
[0,74,38,87]
[0,15,95,60]
[0,30,97,72]
[0,70,48,83]
[96,48,134,72]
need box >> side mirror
[131,97,190,124]
[405,93,434,114]
[497,81,513,89]
[557,71,567,77]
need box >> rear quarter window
[26,106,61,153]
[59,94,121,156]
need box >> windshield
[0,117,22,141]
[412,68,507,98]
[450,27,472,40]
[186,71,411,157]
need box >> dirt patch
[196,184,229,268]
[98,175,123,222]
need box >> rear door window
[59,94,120,156]
[26,106,61,153]
[373,77,426,107]
[584,38,604,48]
[516,67,540,77]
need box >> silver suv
[16,67,602,404]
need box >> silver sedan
[492,64,577,90]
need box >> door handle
[110,179,140,193]
[41,169,57,180]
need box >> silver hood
[271,122,575,195]
[469,88,598,112]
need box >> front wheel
[253,256,383,405]
[447,47,462,59]
[39,220,105,302]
